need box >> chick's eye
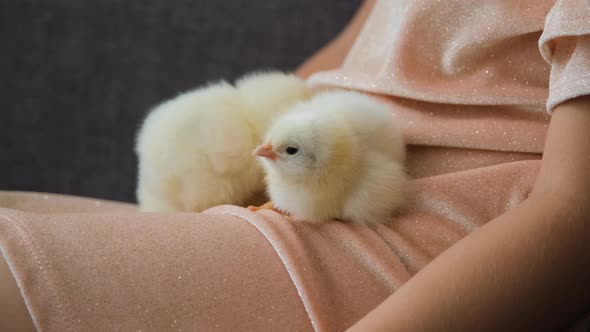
[285,146,299,155]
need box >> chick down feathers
[257,91,406,224]
[136,72,310,212]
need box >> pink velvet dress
[2,1,590,330]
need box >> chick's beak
[253,143,277,160]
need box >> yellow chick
[136,71,310,212]
[252,91,406,224]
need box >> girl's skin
[2,1,589,330]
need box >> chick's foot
[247,201,281,213]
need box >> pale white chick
[251,91,406,224]
[136,72,310,212]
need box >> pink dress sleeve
[539,0,590,112]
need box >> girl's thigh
[0,210,313,331]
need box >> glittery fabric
[2,1,590,330]
[309,0,590,114]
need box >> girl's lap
[0,157,540,330]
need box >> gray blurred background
[0,1,359,202]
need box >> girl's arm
[295,2,590,328]
[348,96,590,331]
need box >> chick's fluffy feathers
[261,91,406,224]
[136,72,309,212]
